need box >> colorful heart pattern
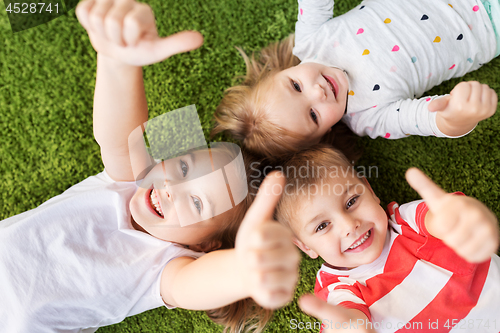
[325,6,481,121]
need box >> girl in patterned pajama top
[275,145,500,333]
[213,0,499,158]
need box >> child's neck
[324,263,355,271]
[130,217,149,234]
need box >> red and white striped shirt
[315,198,500,333]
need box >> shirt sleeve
[295,0,334,45]
[155,246,205,310]
[315,273,371,321]
[343,95,473,139]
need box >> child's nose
[162,188,173,202]
[310,83,326,100]
[339,216,360,238]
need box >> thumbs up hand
[405,168,499,263]
[235,172,300,309]
[76,0,203,66]
[428,81,497,137]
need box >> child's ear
[361,177,380,204]
[292,237,319,259]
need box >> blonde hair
[198,149,273,333]
[212,35,361,162]
[274,144,354,231]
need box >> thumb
[405,168,447,212]
[239,171,286,232]
[428,95,450,112]
[150,31,204,62]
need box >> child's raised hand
[235,172,300,309]
[76,0,203,66]
[428,81,497,137]
[405,168,499,263]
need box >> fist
[429,81,498,136]
[76,0,203,66]
[235,172,300,309]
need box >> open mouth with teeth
[323,75,337,99]
[345,229,372,252]
[148,189,164,217]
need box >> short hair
[274,144,354,231]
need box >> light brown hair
[212,35,361,163]
[274,144,354,231]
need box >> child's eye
[180,160,189,177]
[310,110,318,124]
[291,80,301,92]
[315,221,330,233]
[192,196,202,214]
[346,195,359,209]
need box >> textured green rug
[1,0,499,332]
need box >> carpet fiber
[1,0,499,332]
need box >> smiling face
[268,62,349,145]
[290,175,388,269]
[129,149,235,246]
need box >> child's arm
[295,0,334,46]
[345,81,497,140]
[160,172,301,310]
[76,0,203,181]
[428,81,497,137]
[299,295,376,333]
[406,168,499,263]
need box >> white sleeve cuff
[429,110,477,138]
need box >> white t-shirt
[294,0,496,139]
[0,171,202,333]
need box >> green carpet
[1,0,499,332]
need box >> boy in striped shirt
[275,145,500,333]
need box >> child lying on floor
[0,1,300,332]
[213,0,498,159]
[274,145,500,332]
